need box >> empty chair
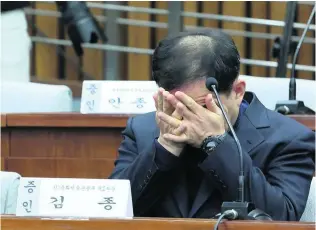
[240,75,316,111]
[0,171,21,214]
[300,177,316,222]
[1,81,73,113]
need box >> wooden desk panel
[1,131,10,171]
[1,216,314,230]
[6,158,115,178]
[1,114,6,127]
[9,128,122,158]
[1,114,8,170]
[1,113,315,179]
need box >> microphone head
[205,77,218,92]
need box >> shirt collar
[234,100,249,128]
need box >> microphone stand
[275,1,297,78]
[205,78,272,224]
[275,4,316,115]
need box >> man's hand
[157,91,226,148]
[153,88,185,156]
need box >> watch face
[202,134,227,154]
[206,141,217,149]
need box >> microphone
[206,77,272,221]
[275,5,315,115]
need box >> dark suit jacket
[109,92,315,221]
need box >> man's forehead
[167,80,213,106]
[169,79,206,94]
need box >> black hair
[152,29,240,93]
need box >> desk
[1,113,315,178]
[1,113,129,178]
[1,216,314,230]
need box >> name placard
[16,178,133,218]
[80,80,158,114]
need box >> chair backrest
[1,81,73,113]
[240,75,316,111]
[300,177,316,222]
[0,171,21,214]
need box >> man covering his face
[109,29,315,221]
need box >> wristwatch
[201,133,227,154]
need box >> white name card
[16,178,133,218]
[80,80,158,114]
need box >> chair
[0,171,21,214]
[240,75,316,111]
[300,177,316,222]
[0,81,73,113]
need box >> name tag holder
[16,178,133,219]
[80,80,158,114]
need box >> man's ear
[233,79,246,102]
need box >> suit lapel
[188,176,213,217]
[170,171,190,217]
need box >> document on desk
[16,178,133,219]
[81,80,158,114]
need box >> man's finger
[166,93,179,108]
[167,94,183,120]
[174,91,201,114]
[163,133,187,143]
[163,91,174,115]
[205,94,222,115]
[172,107,183,120]
[176,102,195,120]
[153,93,158,110]
[157,88,164,112]
[157,112,181,128]
[172,124,186,136]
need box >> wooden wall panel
[250,2,268,77]
[222,2,246,75]
[202,2,219,28]
[65,32,80,80]
[31,2,315,83]
[183,2,198,27]
[297,4,314,80]
[65,4,104,81]
[155,2,168,45]
[127,1,151,81]
[269,2,288,78]
[34,2,58,80]
[82,6,104,80]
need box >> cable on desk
[213,210,238,230]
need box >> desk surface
[1,113,315,130]
[1,216,314,230]
[5,113,129,128]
